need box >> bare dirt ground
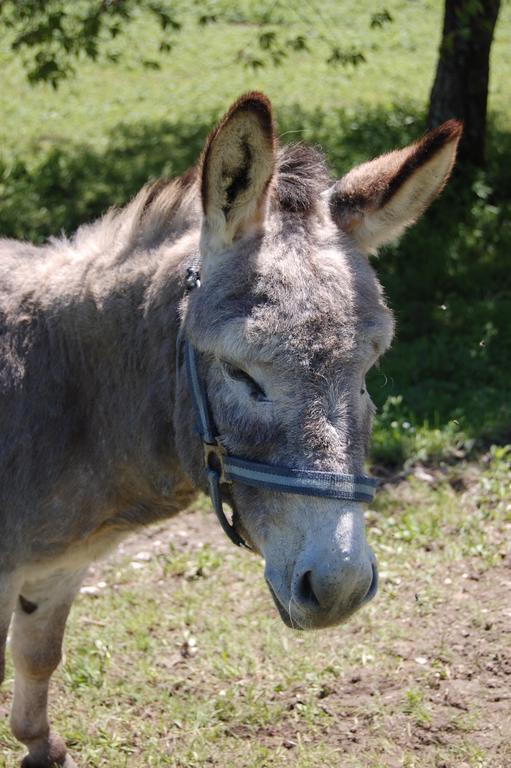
[83,499,511,768]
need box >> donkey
[0,92,460,767]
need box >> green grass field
[0,2,510,766]
[0,0,510,463]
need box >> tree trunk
[427,0,501,167]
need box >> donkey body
[0,93,460,767]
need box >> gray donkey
[0,92,460,767]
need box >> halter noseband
[182,269,378,549]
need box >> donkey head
[178,93,461,629]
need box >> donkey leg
[9,570,85,768]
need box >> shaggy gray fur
[0,144,391,571]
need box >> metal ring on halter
[203,441,231,486]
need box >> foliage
[0,0,183,87]
[368,122,511,465]
[0,0,509,468]
[231,0,378,72]
[0,0,392,86]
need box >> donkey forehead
[188,229,394,368]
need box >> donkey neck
[24,216,200,467]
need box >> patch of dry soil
[86,507,511,767]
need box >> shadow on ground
[1,103,510,461]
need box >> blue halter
[183,310,378,549]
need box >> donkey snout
[290,552,377,628]
[262,500,377,630]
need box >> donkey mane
[273,144,331,213]
[139,142,330,234]
[69,143,332,260]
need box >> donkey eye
[222,361,269,402]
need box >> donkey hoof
[20,734,76,768]
[21,755,77,768]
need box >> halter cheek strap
[184,340,378,549]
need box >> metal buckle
[204,441,231,485]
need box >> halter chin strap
[184,339,378,549]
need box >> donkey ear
[328,121,462,254]
[200,92,276,248]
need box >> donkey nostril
[296,570,321,609]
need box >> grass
[0,0,448,153]
[1,0,510,465]
[0,4,510,765]
[0,0,509,151]
[1,450,510,767]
